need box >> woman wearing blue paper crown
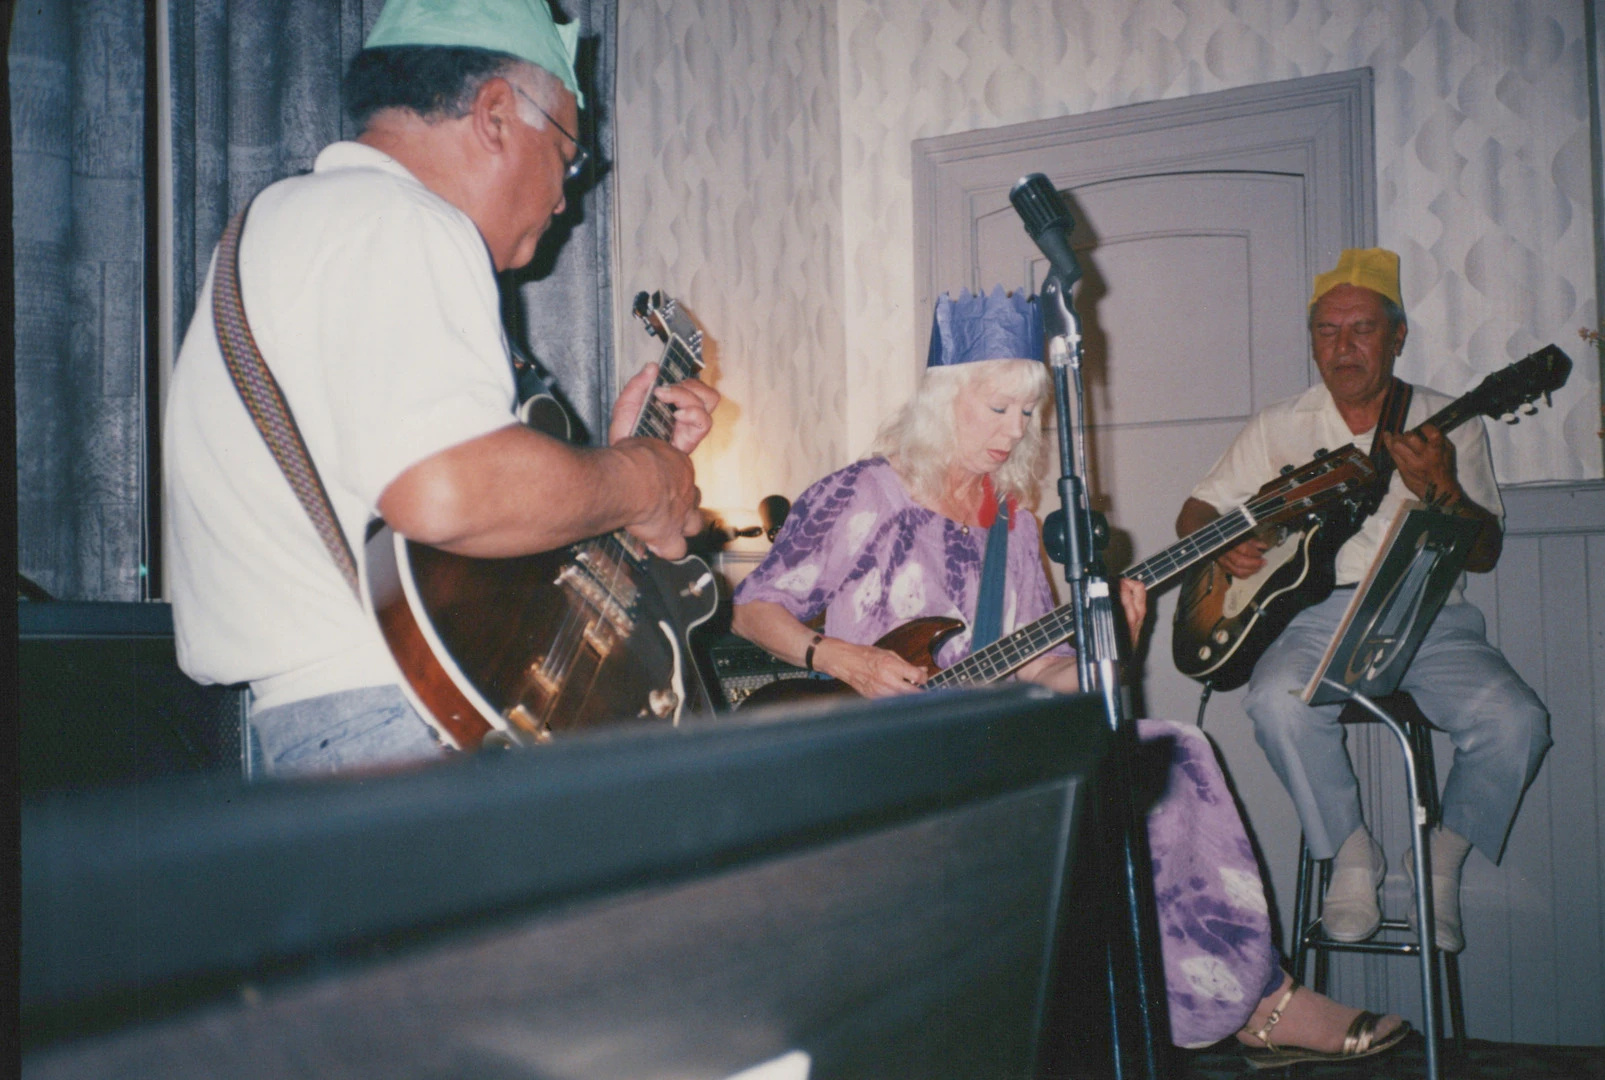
[733,286,1407,1064]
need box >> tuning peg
[1504,414,1520,424]
[1524,403,1538,415]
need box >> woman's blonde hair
[870,358,1051,509]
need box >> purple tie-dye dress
[734,459,1279,1047]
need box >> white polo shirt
[1189,381,1503,595]
[165,142,518,708]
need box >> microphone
[1009,173,1082,287]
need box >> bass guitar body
[737,616,963,709]
[367,526,716,749]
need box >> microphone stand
[1039,270,1172,1080]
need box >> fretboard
[630,333,701,443]
[926,504,1258,689]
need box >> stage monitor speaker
[19,601,248,791]
[24,685,1109,1080]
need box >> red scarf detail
[977,474,1017,530]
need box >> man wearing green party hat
[165,0,719,777]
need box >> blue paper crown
[926,286,1044,369]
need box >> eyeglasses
[511,84,590,183]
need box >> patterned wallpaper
[613,0,845,521]
[617,0,1601,512]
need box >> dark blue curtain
[168,0,380,341]
[12,0,616,599]
[12,3,149,600]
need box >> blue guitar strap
[971,505,1011,650]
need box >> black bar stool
[1288,691,1468,1075]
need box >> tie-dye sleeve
[732,460,882,624]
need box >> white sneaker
[1404,847,1466,954]
[1322,831,1386,943]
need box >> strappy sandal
[1239,979,1411,1070]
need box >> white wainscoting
[1327,480,1605,1045]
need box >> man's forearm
[378,425,691,557]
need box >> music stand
[1299,500,1480,1080]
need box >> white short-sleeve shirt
[165,142,518,707]
[1188,381,1503,595]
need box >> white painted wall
[612,0,847,522]
[613,0,1605,1047]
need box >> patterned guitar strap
[210,203,362,599]
[1362,376,1415,516]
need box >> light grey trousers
[247,684,446,780]
[1243,592,1550,862]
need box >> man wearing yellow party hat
[1176,248,1550,961]
[165,0,718,778]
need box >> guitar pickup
[614,530,649,563]
[576,546,640,610]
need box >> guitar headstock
[1464,344,1572,423]
[632,291,705,377]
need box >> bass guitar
[739,446,1377,708]
[365,291,719,750]
[1172,343,1573,690]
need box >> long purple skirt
[1138,719,1278,1048]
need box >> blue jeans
[248,684,445,780]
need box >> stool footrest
[1298,937,1425,958]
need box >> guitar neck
[630,335,700,442]
[1124,507,1255,590]
[1417,396,1475,439]
[928,505,1258,689]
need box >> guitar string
[539,327,699,713]
[930,504,1255,688]
[927,364,1550,691]
[542,343,687,696]
[927,465,1344,688]
[565,337,696,696]
[538,343,689,708]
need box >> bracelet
[804,633,824,672]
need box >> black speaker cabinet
[24,686,1110,1079]
[18,601,247,791]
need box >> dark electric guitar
[739,446,1378,708]
[365,292,718,750]
[1172,343,1573,690]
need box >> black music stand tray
[1299,500,1480,1080]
